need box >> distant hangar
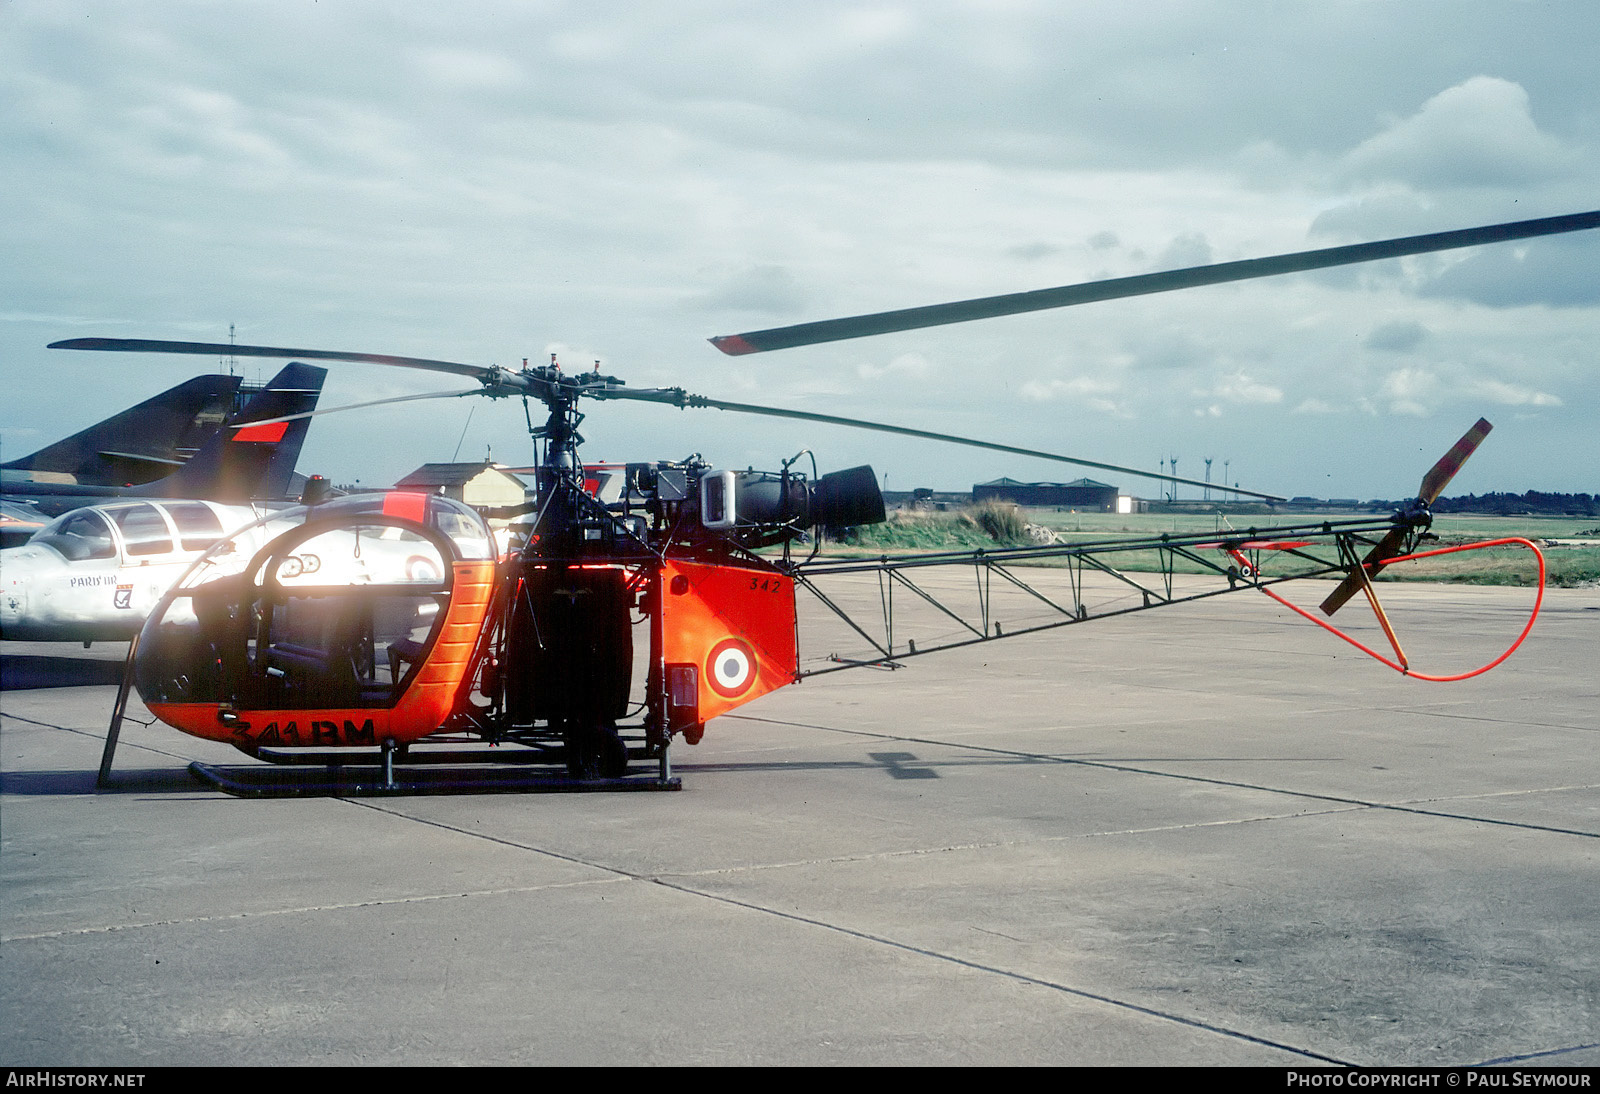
[973,477,1128,512]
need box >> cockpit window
[164,502,226,552]
[111,503,175,556]
[35,510,115,561]
[270,524,446,587]
[136,514,459,710]
[247,586,446,709]
[431,504,494,560]
[135,493,494,711]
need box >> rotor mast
[518,355,627,542]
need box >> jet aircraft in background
[0,497,271,643]
[3,373,244,491]
[0,486,429,645]
[1,362,330,641]
[1,362,326,544]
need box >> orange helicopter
[56,209,1593,794]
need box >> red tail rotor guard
[1234,538,1545,682]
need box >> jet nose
[1,547,63,638]
[1,565,28,633]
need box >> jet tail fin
[157,363,326,502]
[2,375,241,487]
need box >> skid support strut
[97,633,140,789]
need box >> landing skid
[99,633,682,796]
[188,749,681,797]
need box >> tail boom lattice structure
[790,517,1544,684]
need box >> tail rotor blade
[1418,418,1492,505]
[1320,418,1493,616]
[1319,526,1408,617]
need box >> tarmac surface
[2,574,1597,1066]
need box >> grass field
[824,505,1600,587]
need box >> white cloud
[857,352,934,382]
[1466,378,1561,408]
[1342,77,1577,188]
[1381,367,1438,417]
[1292,398,1340,415]
[1155,233,1211,270]
[1211,372,1283,406]
[1019,375,1122,409]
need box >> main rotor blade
[230,387,485,428]
[49,337,495,382]
[710,210,1600,355]
[596,386,1285,501]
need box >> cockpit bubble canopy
[136,493,493,713]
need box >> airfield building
[973,477,1121,512]
[394,461,529,510]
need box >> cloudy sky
[4,1,1596,500]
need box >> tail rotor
[1319,418,1493,616]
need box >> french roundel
[707,638,757,698]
